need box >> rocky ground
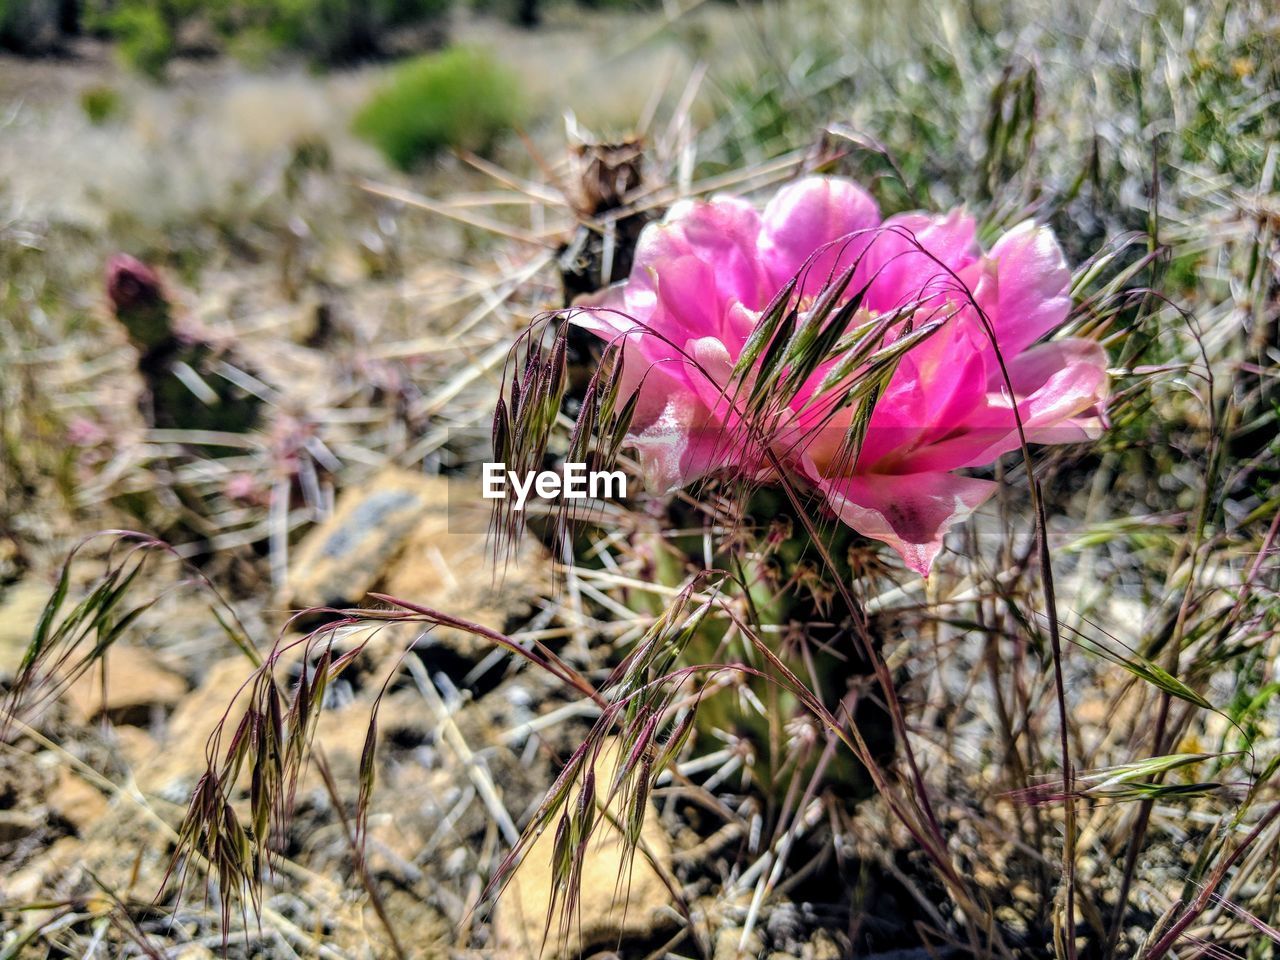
[1,470,901,958]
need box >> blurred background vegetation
[0,0,671,72]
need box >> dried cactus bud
[569,137,645,217]
[559,137,655,304]
[106,253,173,351]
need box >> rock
[61,644,188,726]
[766,901,803,946]
[0,578,56,679]
[285,467,453,610]
[139,656,256,796]
[140,648,433,799]
[307,688,435,783]
[381,510,541,664]
[48,768,110,832]
[1,836,81,902]
[2,582,189,722]
[0,534,23,585]
[806,929,842,960]
[0,809,40,842]
[349,888,452,960]
[1,799,171,904]
[494,739,677,958]
[286,467,543,666]
[108,726,160,773]
[714,926,766,960]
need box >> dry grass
[2,0,1279,957]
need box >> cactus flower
[573,176,1108,575]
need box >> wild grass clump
[354,46,523,170]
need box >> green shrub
[107,4,174,80]
[80,84,124,124]
[353,47,523,170]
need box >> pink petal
[1010,339,1110,445]
[574,197,767,375]
[859,210,980,315]
[898,338,1109,472]
[628,391,754,493]
[759,176,880,292]
[650,254,726,344]
[571,282,635,342]
[810,467,997,575]
[570,285,688,430]
[572,288,685,430]
[628,196,770,320]
[681,334,738,414]
[858,294,995,468]
[987,220,1072,355]
[574,297,760,438]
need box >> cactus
[106,254,265,440]
[641,488,895,796]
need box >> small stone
[807,929,841,960]
[1,836,80,902]
[0,578,58,679]
[284,467,453,610]
[139,657,256,795]
[494,739,677,958]
[108,726,160,773]
[61,644,187,725]
[286,467,543,670]
[48,769,109,832]
[714,926,765,960]
[380,510,541,663]
[139,650,431,800]
[766,901,803,946]
[0,809,39,842]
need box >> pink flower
[573,176,1108,576]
